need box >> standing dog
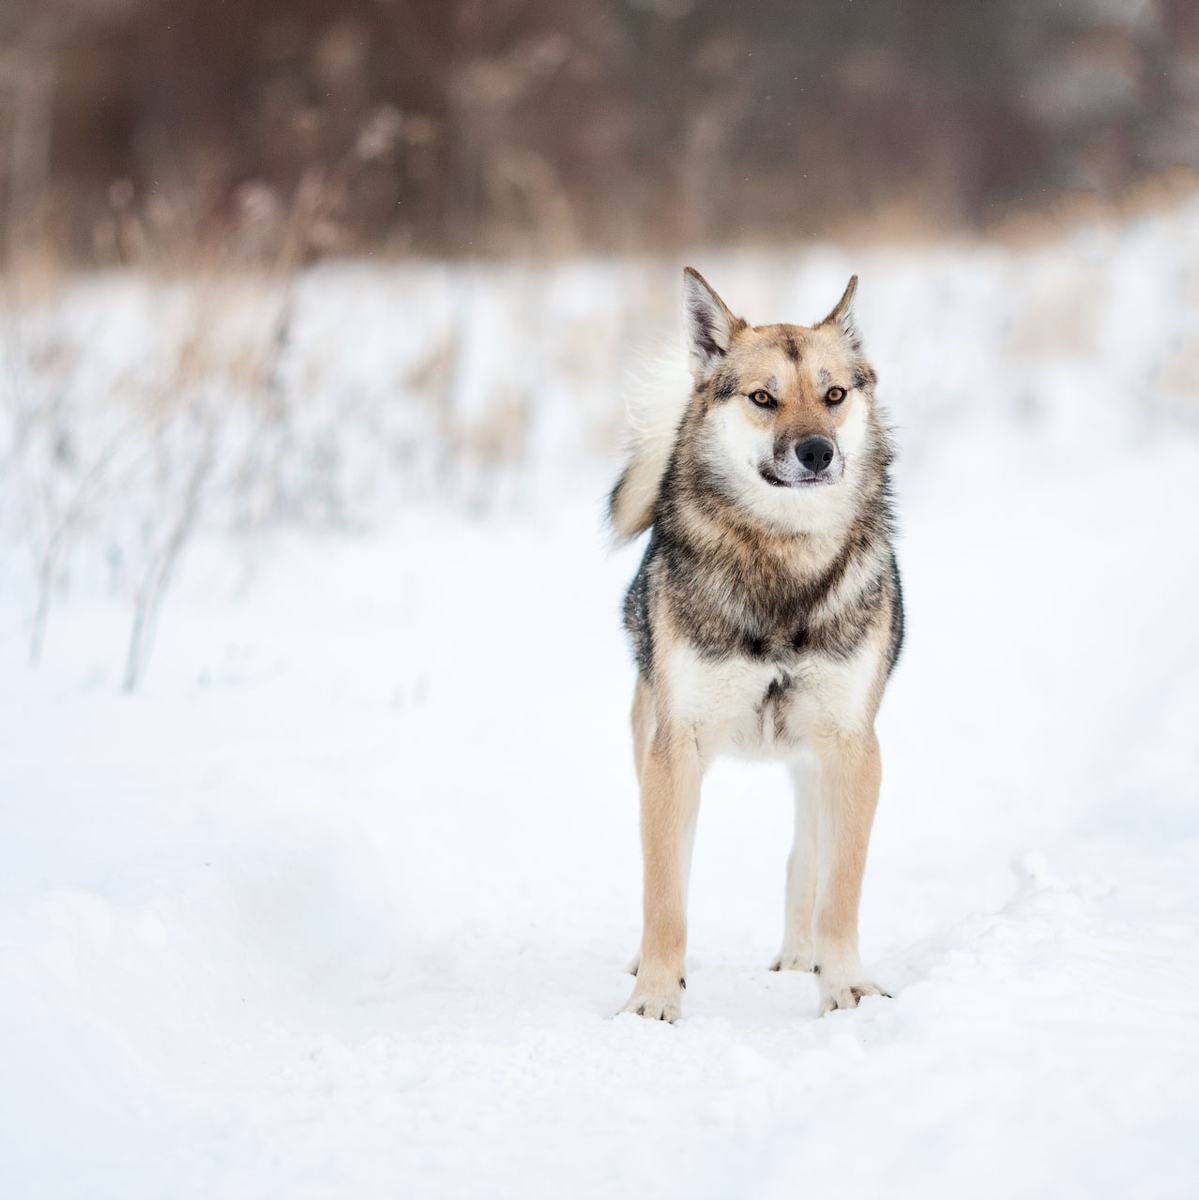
[610,269,903,1021]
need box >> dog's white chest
[666,641,878,758]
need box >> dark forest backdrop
[2,0,1198,264]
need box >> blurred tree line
[1,0,1198,264]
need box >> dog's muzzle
[760,436,841,487]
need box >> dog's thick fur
[610,269,903,1021]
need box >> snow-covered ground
[2,207,1199,1197]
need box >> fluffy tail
[608,349,692,543]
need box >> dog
[609,268,903,1021]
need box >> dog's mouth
[758,465,835,489]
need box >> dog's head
[682,267,883,533]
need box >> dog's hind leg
[810,728,889,1014]
[621,725,702,1021]
[770,754,820,971]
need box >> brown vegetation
[2,0,1198,265]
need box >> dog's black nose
[796,437,835,474]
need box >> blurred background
[3,0,1199,264]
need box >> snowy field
[2,205,1199,1197]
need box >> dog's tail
[608,347,692,543]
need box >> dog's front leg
[771,755,820,971]
[812,728,889,1014]
[622,727,701,1022]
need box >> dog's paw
[769,947,814,972]
[819,978,890,1015]
[620,992,682,1022]
[620,973,684,1023]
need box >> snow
[3,206,1199,1198]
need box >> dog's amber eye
[749,390,774,407]
[825,386,846,405]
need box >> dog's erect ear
[683,267,744,382]
[820,275,860,346]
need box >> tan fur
[631,673,653,783]
[808,725,888,1013]
[623,628,702,1022]
[735,325,867,436]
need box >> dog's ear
[819,275,860,346]
[683,267,744,382]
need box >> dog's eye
[749,390,775,407]
[825,386,846,405]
